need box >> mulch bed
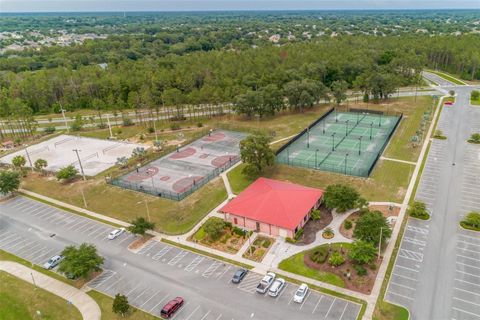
[128,234,154,250]
[340,205,400,239]
[304,249,382,294]
[294,205,333,246]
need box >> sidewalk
[0,261,101,320]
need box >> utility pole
[73,149,86,180]
[106,114,113,139]
[24,145,33,170]
[153,118,158,142]
[60,108,69,133]
[378,227,384,261]
[80,188,88,208]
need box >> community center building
[220,177,323,238]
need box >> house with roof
[219,177,323,238]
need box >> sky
[1,0,479,12]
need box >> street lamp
[331,133,336,151]
[315,149,319,168]
[306,127,310,148]
[379,113,382,127]
[378,227,384,261]
[60,108,69,133]
[358,136,362,155]
[23,145,33,171]
[344,153,349,174]
[345,120,349,136]
[370,122,373,140]
[72,149,86,180]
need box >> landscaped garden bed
[242,235,274,262]
[293,205,333,245]
[340,205,399,239]
[189,217,248,254]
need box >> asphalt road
[386,81,480,320]
[0,196,361,320]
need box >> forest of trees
[0,11,479,139]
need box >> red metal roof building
[220,177,323,238]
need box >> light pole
[306,127,310,148]
[331,133,336,151]
[379,113,382,127]
[370,122,373,140]
[106,114,113,139]
[60,108,69,133]
[73,149,86,180]
[24,145,33,170]
[323,120,326,134]
[344,153,349,174]
[315,149,319,168]
[153,119,158,143]
[378,227,384,261]
[358,136,362,155]
[345,120,349,136]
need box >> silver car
[268,278,286,297]
[43,255,63,269]
[107,228,125,240]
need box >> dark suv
[161,297,184,318]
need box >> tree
[240,132,275,178]
[449,90,455,97]
[461,212,480,230]
[12,155,26,170]
[328,251,345,267]
[128,217,155,236]
[348,240,377,264]
[471,90,480,101]
[323,184,360,213]
[132,147,147,159]
[70,114,84,131]
[331,80,348,105]
[203,218,226,240]
[408,201,430,220]
[56,165,78,181]
[112,294,130,317]
[0,170,20,194]
[58,243,104,279]
[116,157,128,168]
[34,158,48,172]
[353,210,392,246]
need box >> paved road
[386,83,480,319]
[0,196,361,320]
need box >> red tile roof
[220,177,323,231]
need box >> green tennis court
[276,109,402,176]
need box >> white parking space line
[32,248,56,264]
[0,233,20,246]
[454,287,480,297]
[152,246,171,261]
[453,296,480,308]
[390,281,416,291]
[398,249,423,262]
[2,236,26,249]
[171,302,189,319]
[392,272,418,282]
[149,294,170,313]
[139,290,162,309]
[21,243,45,258]
[457,254,480,263]
[387,291,414,301]
[216,265,231,280]
[103,277,124,292]
[168,250,189,266]
[452,307,480,319]
[338,302,349,320]
[323,297,335,318]
[184,306,201,320]
[199,310,211,320]
[131,287,149,302]
[185,256,204,272]
[457,261,480,271]
[456,269,480,279]
[312,296,323,314]
[117,234,134,245]
[203,261,222,278]
[456,278,480,289]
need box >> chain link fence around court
[108,130,246,201]
[276,108,402,177]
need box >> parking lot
[0,196,362,320]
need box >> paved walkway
[0,261,101,320]
[380,156,417,165]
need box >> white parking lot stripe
[139,290,161,309]
[387,291,414,301]
[453,296,480,308]
[457,261,480,270]
[456,269,480,279]
[185,306,200,320]
[456,278,480,289]
[339,302,349,320]
[390,281,416,291]
[392,272,418,282]
[103,277,124,292]
[323,297,335,318]
[185,256,204,272]
[312,296,323,314]
[454,287,480,297]
[152,247,171,260]
[149,294,169,313]
[452,307,480,319]
[168,251,188,266]
[199,310,211,320]
[216,265,231,280]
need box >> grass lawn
[278,243,347,288]
[22,174,227,235]
[229,160,413,203]
[471,97,480,106]
[87,290,159,320]
[0,271,82,320]
[427,69,467,85]
[373,300,409,320]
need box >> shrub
[170,123,181,130]
[349,240,377,264]
[56,165,78,181]
[344,220,353,230]
[285,237,296,244]
[461,212,480,231]
[0,170,21,194]
[44,126,56,134]
[262,239,271,248]
[309,246,328,264]
[354,264,367,276]
[232,226,245,237]
[203,218,226,240]
[328,251,345,267]
[147,127,155,133]
[468,133,480,144]
[128,217,155,236]
[408,201,430,220]
[310,209,321,220]
[322,227,334,239]
[122,118,134,126]
[472,90,480,100]
[97,123,108,129]
[294,228,304,240]
[197,122,203,128]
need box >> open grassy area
[87,290,159,320]
[0,271,82,320]
[229,160,413,203]
[278,243,347,288]
[373,301,409,320]
[427,69,467,85]
[471,96,480,106]
[21,174,227,235]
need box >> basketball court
[111,130,246,200]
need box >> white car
[293,283,309,303]
[107,228,125,240]
[256,272,276,294]
[268,278,286,297]
[43,255,63,269]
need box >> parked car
[107,228,125,240]
[293,283,309,303]
[268,278,286,297]
[231,268,248,284]
[43,255,63,269]
[161,297,184,318]
[444,101,453,106]
[256,272,276,294]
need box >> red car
[444,101,453,106]
[161,297,184,318]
